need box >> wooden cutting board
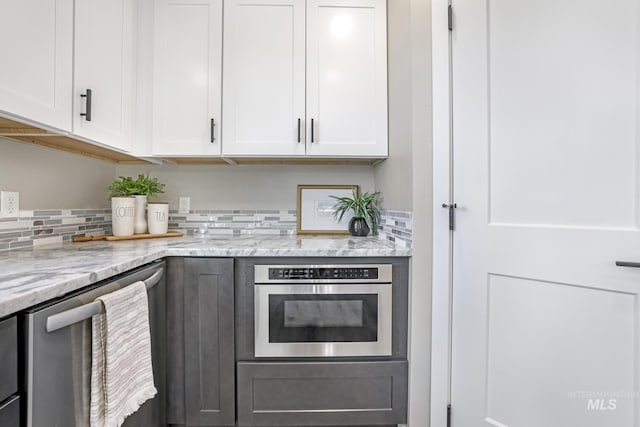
[72,232,183,242]
[72,235,106,242]
[104,232,183,241]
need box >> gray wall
[407,0,433,425]
[374,0,414,211]
[374,1,433,426]
[115,164,376,210]
[0,137,115,209]
[0,132,375,211]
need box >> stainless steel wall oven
[254,264,393,358]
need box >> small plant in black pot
[332,190,381,237]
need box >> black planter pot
[348,217,370,237]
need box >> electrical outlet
[1,191,19,218]
[179,197,190,214]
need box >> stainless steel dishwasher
[21,260,166,427]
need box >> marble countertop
[0,235,410,318]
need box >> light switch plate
[179,197,190,214]
[0,191,19,217]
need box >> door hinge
[447,404,452,427]
[442,203,457,231]
[448,5,453,31]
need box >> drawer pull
[616,261,640,268]
[45,268,163,333]
[80,89,92,122]
[211,118,216,143]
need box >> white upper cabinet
[73,0,137,152]
[222,0,306,156]
[152,0,223,156]
[0,0,73,132]
[306,0,388,157]
[0,0,387,160]
[222,0,387,158]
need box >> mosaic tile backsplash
[378,210,413,248]
[168,210,298,237]
[0,209,113,251]
[0,208,412,251]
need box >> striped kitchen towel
[90,281,157,427]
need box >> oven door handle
[45,268,163,333]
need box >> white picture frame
[297,185,359,235]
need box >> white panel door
[450,0,640,426]
[0,0,73,131]
[74,0,136,152]
[152,0,222,156]
[306,0,387,157]
[222,0,306,156]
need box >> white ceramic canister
[111,197,135,236]
[147,202,169,234]
[133,195,148,234]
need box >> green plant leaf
[331,190,382,234]
[108,174,165,199]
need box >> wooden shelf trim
[0,116,150,164]
[0,117,387,166]
[161,157,387,166]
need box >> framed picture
[297,185,359,235]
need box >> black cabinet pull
[211,118,216,143]
[311,118,315,143]
[297,118,301,143]
[80,89,92,122]
[616,261,640,268]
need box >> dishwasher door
[22,261,166,427]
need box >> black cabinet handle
[80,89,92,122]
[616,261,640,268]
[211,118,216,143]
[311,118,315,143]
[297,118,301,143]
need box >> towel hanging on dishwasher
[89,281,157,427]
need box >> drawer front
[0,317,17,402]
[237,360,408,426]
[0,395,20,427]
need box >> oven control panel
[255,264,392,283]
[269,267,378,280]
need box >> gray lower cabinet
[167,258,235,427]
[237,361,408,426]
[0,316,19,427]
[0,316,17,403]
[0,395,19,427]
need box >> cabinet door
[0,317,17,404]
[0,396,19,427]
[237,361,408,426]
[184,258,235,426]
[222,0,306,156]
[152,0,222,156]
[73,0,136,151]
[0,0,73,131]
[306,0,388,157]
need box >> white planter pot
[133,195,148,234]
[111,197,135,236]
[147,202,169,234]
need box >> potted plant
[332,190,381,237]
[108,177,136,236]
[108,174,165,235]
[130,174,165,199]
